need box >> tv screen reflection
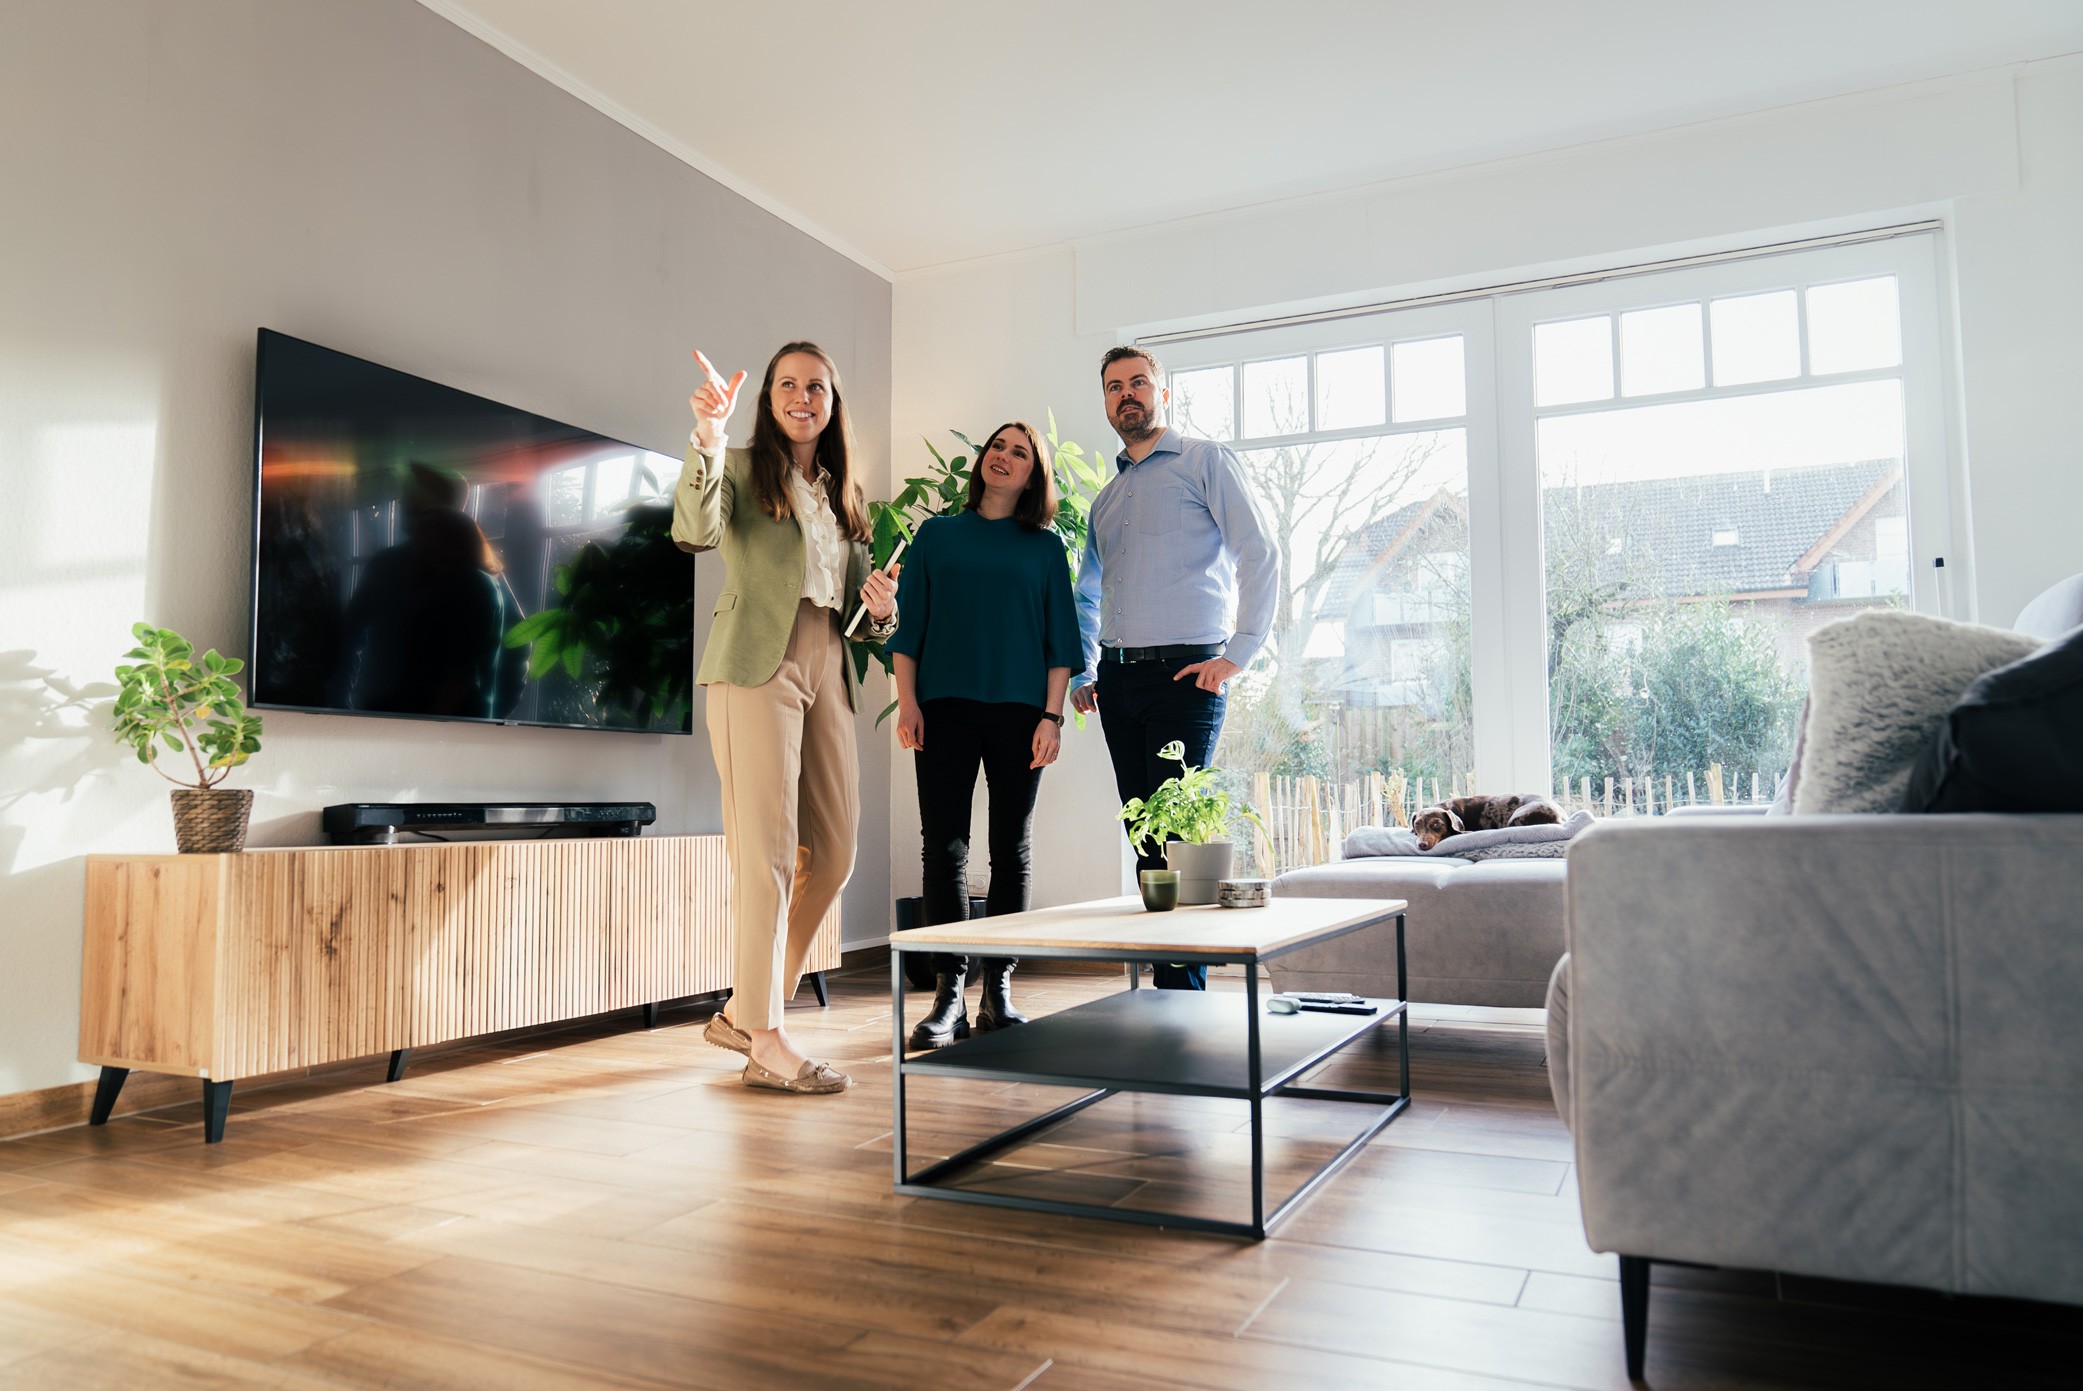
[249,330,693,734]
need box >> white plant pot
[1165,840,1234,906]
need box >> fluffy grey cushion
[1795,611,2040,815]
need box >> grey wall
[0,0,893,1096]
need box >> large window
[1163,304,1489,872]
[1162,232,1954,871]
[1523,273,1915,816]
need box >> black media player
[321,802,656,845]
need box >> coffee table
[891,894,1409,1239]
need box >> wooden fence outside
[1247,764,1782,877]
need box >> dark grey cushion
[1904,625,2083,813]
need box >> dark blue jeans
[1097,659,1227,990]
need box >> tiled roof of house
[1316,491,1462,610]
[1314,459,1901,617]
[1546,459,1900,598]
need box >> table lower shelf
[900,989,1405,1099]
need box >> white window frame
[1151,230,1956,798]
[1491,234,1956,791]
[1161,299,1508,785]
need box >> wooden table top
[893,895,1407,958]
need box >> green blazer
[673,444,876,710]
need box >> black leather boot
[908,959,969,1049]
[974,958,1028,1032]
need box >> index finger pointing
[691,349,724,386]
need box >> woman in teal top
[888,421,1082,1048]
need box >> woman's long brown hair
[963,421,1059,531]
[744,341,871,543]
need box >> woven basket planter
[170,788,253,853]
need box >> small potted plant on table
[112,623,264,852]
[1120,741,1265,906]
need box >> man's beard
[1112,401,1162,443]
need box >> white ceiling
[428,1,2083,277]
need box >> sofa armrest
[1564,814,2083,1304]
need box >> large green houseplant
[112,623,265,852]
[1120,740,1266,905]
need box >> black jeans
[1097,659,1228,990]
[915,699,1046,971]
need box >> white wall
[1950,60,2083,626]
[890,59,2083,911]
[0,0,893,1098]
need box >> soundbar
[322,801,656,845]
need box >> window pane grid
[1148,235,1936,862]
[1532,267,1914,825]
[1187,339,1469,448]
[1533,276,1903,421]
[1165,327,1476,873]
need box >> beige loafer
[703,1010,750,1056]
[742,1057,851,1094]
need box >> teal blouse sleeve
[1042,540,1082,671]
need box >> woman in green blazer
[674,341,897,1095]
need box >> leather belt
[1101,643,1224,664]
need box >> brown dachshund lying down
[1411,793,1562,850]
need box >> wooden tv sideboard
[79,834,838,1141]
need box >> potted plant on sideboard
[1119,740,1266,905]
[112,623,265,852]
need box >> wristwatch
[1040,712,1064,726]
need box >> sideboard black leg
[643,1002,659,1029]
[89,1066,129,1125]
[387,1048,412,1083]
[808,971,828,1007]
[1619,1255,1651,1381]
[201,1079,233,1144]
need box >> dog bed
[1344,809,1595,861]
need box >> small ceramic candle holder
[1138,869,1181,912]
[1217,878,1271,909]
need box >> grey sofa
[1549,574,2083,1378]
[1549,814,2083,1373]
[1269,856,1565,1006]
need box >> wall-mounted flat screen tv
[249,329,693,734]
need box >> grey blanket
[1343,809,1595,862]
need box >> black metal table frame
[890,909,1408,1240]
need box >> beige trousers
[706,600,858,1030]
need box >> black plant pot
[892,895,987,990]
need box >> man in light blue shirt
[1070,347,1280,988]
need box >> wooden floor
[0,967,2077,1390]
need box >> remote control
[1293,992,1358,1004]
[1296,1001,1379,1015]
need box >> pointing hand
[689,349,748,450]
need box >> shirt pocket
[1130,470,1193,535]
